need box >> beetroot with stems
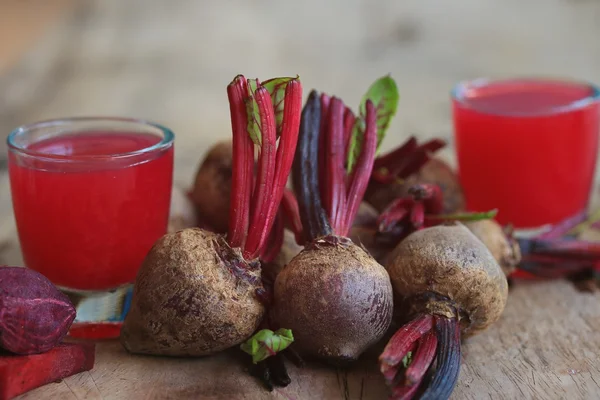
[273,76,399,363]
[120,74,302,357]
[0,266,76,355]
[366,137,465,214]
[380,223,508,399]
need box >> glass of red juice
[452,78,600,231]
[7,117,174,339]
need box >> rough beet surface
[386,224,508,336]
[464,219,521,276]
[120,228,265,356]
[190,140,233,233]
[0,266,76,355]
[273,237,394,363]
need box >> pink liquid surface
[453,79,600,228]
[9,131,173,291]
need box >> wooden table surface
[2,1,600,399]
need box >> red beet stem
[410,201,425,230]
[373,136,417,170]
[371,138,446,185]
[408,184,444,215]
[519,237,600,261]
[243,87,278,258]
[281,188,304,245]
[343,107,355,170]
[405,330,438,386]
[260,210,285,263]
[318,93,331,209]
[227,75,254,249]
[379,314,434,372]
[536,210,588,239]
[326,98,348,233]
[396,139,446,178]
[244,80,303,259]
[376,197,415,233]
[341,100,378,236]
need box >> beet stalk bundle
[273,76,399,364]
[120,74,302,358]
[365,136,465,214]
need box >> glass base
[60,284,134,339]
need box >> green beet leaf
[240,328,294,364]
[346,75,400,173]
[428,209,499,222]
[246,78,262,145]
[360,74,400,149]
[402,351,413,368]
[262,76,299,137]
[346,118,365,174]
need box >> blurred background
[1,0,600,184]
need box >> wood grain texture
[2,280,596,400]
[1,0,600,398]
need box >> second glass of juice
[7,117,174,339]
[452,78,600,231]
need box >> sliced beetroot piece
[0,266,76,355]
[0,342,95,400]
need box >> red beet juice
[8,131,173,291]
[453,78,600,229]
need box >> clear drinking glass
[7,117,174,339]
[452,77,600,233]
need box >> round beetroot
[378,223,508,398]
[272,90,393,365]
[0,266,76,355]
[387,223,507,336]
[120,229,265,356]
[274,236,393,362]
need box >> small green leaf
[262,76,299,136]
[429,209,499,222]
[346,75,400,173]
[402,351,413,368]
[240,328,294,364]
[358,75,400,150]
[346,118,365,173]
[246,78,262,145]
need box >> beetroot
[0,266,76,355]
[273,80,397,364]
[120,75,303,358]
[379,224,508,398]
[366,137,465,214]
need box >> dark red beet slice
[0,342,95,400]
[0,266,76,354]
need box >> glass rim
[451,77,600,117]
[6,116,175,162]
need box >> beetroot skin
[0,266,76,355]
